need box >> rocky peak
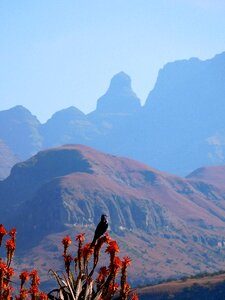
[96,71,141,114]
[44,106,86,124]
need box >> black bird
[91,214,108,247]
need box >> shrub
[0,223,49,300]
[49,232,138,300]
[0,224,138,300]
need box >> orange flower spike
[5,239,16,265]
[113,256,122,269]
[9,228,16,241]
[6,239,15,251]
[82,243,94,261]
[76,233,85,243]
[19,271,29,290]
[109,282,119,294]
[2,285,14,300]
[130,293,139,300]
[63,254,73,274]
[76,233,85,272]
[96,266,109,284]
[62,235,72,255]
[122,256,132,268]
[16,289,29,300]
[29,270,40,287]
[5,266,15,280]
[0,259,7,293]
[39,292,48,300]
[29,285,39,297]
[0,224,7,246]
[105,240,120,255]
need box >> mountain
[2,145,225,285]
[140,52,225,175]
[95,71,141,114]
[0,139,18,180]
[40,106,99,148]
[1,51,225,175]
[87,52,225,176]
[0,105,42,159]
[187,165,225,187]
[87,72,141,135]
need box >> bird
[91,214,108,247]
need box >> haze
[0,0,225,122]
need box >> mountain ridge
[2,144,225,285]
[1,51,225,177]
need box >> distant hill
[102,52,225,175]
[140,52,225,175]
[0,105,42,159]
[40,106,100,148]
[0,139,18,180]
[138,272,225,299]
[2,145,225,285]
[187,164,225,187]
[1,52,225,175]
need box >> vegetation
[0,224,138,300]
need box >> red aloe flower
[108,282,119,294]
[110,256,122,277]
[29,285,39,297]
[5,266,15,280]
[0,259,7,293]
[76,233,85,272]
[5,239,16,266]
[15,289,29,300]
[0,224,7,246]
[2,285,14,300]
[120,256,132,299]
[96,266,109,284]
[76,233,85,242]
[105,240,120,255]
[113,256,122,269]
[63,254,73,274]
[19,271,29,290]
[82,243,94,271]
[39,292,48,300]
[130,293,139,300]
[62,235,72,254]
[82,243,93,260]
[122,256,132,268]
[9,228,16,241]
[29,270,40,286]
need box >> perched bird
[91,214,108,247]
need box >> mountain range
[2,144,225,286]
[1,51,225,178]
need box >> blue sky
[0,0,225,122]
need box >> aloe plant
[48,233,138,300]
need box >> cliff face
[0,139,18,180]
[2,145,225,284]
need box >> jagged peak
[96,71,141,114]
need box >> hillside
[2,145,225,285]
[137,272,225,299]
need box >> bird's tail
[90,238,96,248]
